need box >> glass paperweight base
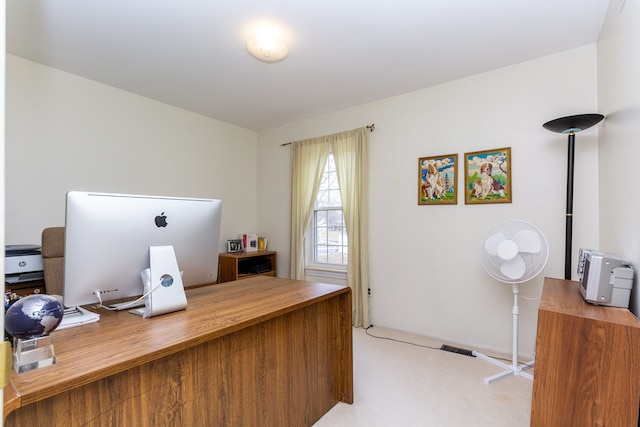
[13,335,56,373]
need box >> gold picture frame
[464,147,512,204]
[418,153,458,205]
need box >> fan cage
[480,220,549,284]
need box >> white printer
[5,244,44,284]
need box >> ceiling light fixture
[246,35,288,63]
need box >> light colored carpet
[313,326,532,426]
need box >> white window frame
[305,151,348,274]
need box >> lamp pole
[564,132,575,280]
[543,113,604,281]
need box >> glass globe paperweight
[5,294,64,373]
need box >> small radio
[577,248,634,308]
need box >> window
[309,152,348,267]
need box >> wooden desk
[4,277,353,426]
[531,277,640,426]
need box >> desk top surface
[541,277,640,327]
[5,277,349,411]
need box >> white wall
[5,44,606,358]
[597,1,640,316]
[6,55,259,250]
[258,45,600,356]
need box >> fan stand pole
[472,284,535,384]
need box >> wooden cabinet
[217,251,277,283]
[531,277,640,426]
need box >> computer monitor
[63,191,222,308]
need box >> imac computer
[63,191,222,312]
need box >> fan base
[473,351,534,384]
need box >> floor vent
[440,344,475,357]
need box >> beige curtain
[289,127,370,327]
[289,137,330,280]
[333,128,369,327]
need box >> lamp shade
[543,114,604,134]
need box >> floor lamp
[542,113,604,280]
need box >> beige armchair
[41,227,65,297]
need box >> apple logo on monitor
[155,212,168,228]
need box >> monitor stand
[136,245,188,318]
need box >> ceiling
[7,1,610,131]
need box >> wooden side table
[217,251,277,283]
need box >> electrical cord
[92,278,163,311]
[364,325,515,364]
[520,280,544,301]
[364,325,441,350]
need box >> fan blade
[500,255,526,280]
[513,229,541,253]
[496,239,518,260]
[484,232,506,256]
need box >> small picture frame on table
[227,239,243,253]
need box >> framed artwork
[464,147,512,204]
[227,239,243,253]
[418,153,458,205]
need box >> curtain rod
[280,124,375,147]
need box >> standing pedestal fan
[473,220,549,384]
